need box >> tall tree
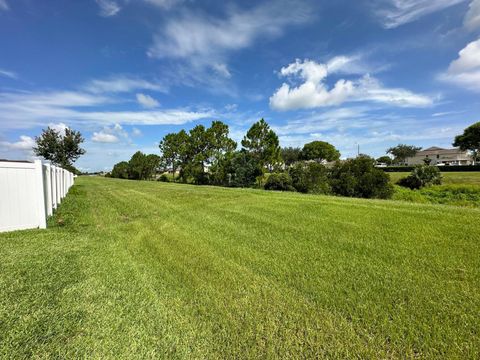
[376,156,393,166]
[128,151,148,180]
[111,161,129,179]
[281,147,302,166]
[186,121,237,184]
[159,130,189,182]
[386,144,421,165]
[241,119,281,171]
[34,127,85,172]
[453,122,480,164]
[301,141,340,163]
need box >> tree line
[109,118,395,199]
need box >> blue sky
[0,0,479,171]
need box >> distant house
[405,147,473,166]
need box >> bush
[329,156,394,199]
[264,173,295,191]
[229,151,263,188]
[288,162,330,194]
[158,174,170,182]
[397,165,442,189]
[393,184,480,208]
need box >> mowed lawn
[1,177,479,358]
[389,171,480,185]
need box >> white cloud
[136,93,160,108]
[92,132,119,143]
[0,135,35,151]
[148,0,312,78]
[375,0,467,29]
[144,0,183,9]
[0,0,8,11]
[132,127,142,136]
[464,0,480,30]
[0,69,17,79]
[92,123,130,143]
[439,38,480,91]
[270,58,433,111]
[95,0,121,17]
[48,122,69,135]
[84,75,166,94]
[0,90,214,130]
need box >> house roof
[423,146,446,151]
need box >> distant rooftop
[422,146,446,151]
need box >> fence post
[44,163,53,216]
[56,167,61,205]
[34,160,47,229]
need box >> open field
[388,171,480,185]
[1,177,479,358]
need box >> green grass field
[388,171,480,208]
[388,171,480,185]
[1,177,479,358]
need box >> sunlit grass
[1,176,479,358]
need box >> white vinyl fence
[0,160,75,233]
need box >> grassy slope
[0,177,479,358]
[389,171,480,185]
[389,172,480,208]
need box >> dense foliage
[281,147,302,166]
[288,162,330,194]
[397,165,442,189]
[33,127,85,173]
[386,144,422,164]
[301,141,340,163]
[110,118,399,199]
[376,156,393,165]
[264,173,294,191]
[241,119,281,171]
[453,121,480,163]
[110,151,161,180]
[329,156,394,199]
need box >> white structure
[405,147,474,166]
[0,160,75,233]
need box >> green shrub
[288,162,330,194]
[393,184,480,207]
[158,174,170,182]
[264,173,295,191]
[329,156,394,199]
[398,165,442,189]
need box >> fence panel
[0,160,75,233]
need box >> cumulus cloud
[92,132,119,143]
[374,0,467,29]
[270,58,433,111]
[464,0,480,30]
[0,135,35,151]
[95,0,121,17]
[136,93,160,108]
[91,123,129,143]
[132,127,142,136]
[148,0,312,79]
[439,38,480,91]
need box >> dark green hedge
[380,165,480,172]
